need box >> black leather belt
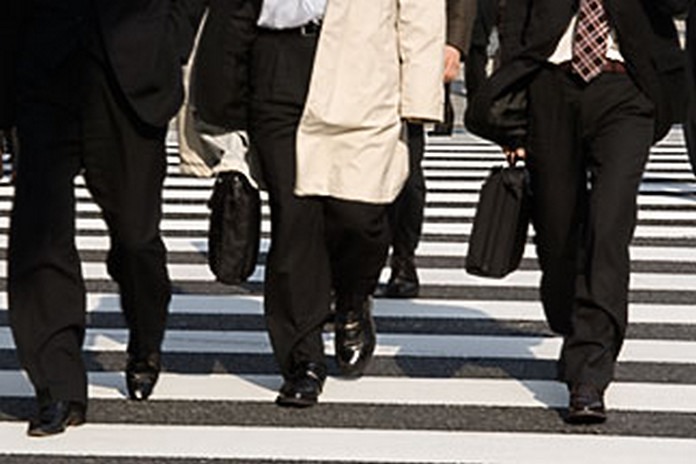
[558,59,627,75]
[260,21,322,36]
[601,59,627,74]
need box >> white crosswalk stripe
[0,128,695,462]
[0,424,693,464]
[2,371,696,413]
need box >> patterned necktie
[571,0,610,82]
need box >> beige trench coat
[295,0,445,203]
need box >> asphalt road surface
[0,126,694,463]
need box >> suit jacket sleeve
[498,0,527,63]
[690,2,696,82]
[398,0,446,121]
[649,0,691,16]
[170,0,209,64]
[0,0,22,129]
[446,0,477,58]
[191,0,261,130]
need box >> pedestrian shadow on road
[371,297,569,414]
[76,291,570,420]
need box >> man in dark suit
[4,0,200,436]
[245,1,331,408]
[186,0,392,407]
[381,0,477,298]
[487,0,688,424]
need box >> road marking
[0,371,693,412]
[0,423,693,463]
[0,328,694,363]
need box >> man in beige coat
[281,0,444,405]
[380,0,477,299]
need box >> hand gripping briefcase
[466,165,531,278]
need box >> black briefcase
[207,170,261,285]
[466,165,531,278]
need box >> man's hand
[443,45,461,83]
[503,146,526,165]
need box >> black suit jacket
[470,0,499,49]
[0,1,21,129]
[479,0,688,143]
[4,0,201,128]
[685,2,696,172]
[190,0,260,131]
[447,0,478,57]
[689,3,696,78]
[94,0,202,126]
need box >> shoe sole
[27,416,86,437]
[565,410,607,425]
[275,395,317,408]
[381,291,419,299]
[337,366,368,379]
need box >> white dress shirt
[257,0,327,29]
[548,15,625,64]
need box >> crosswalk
[0,127,695,463]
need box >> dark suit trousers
[465,44,489,98]
[250,29,390,378]
[527,66,654,391]
[9,51,171,405]
[388,123,426,259]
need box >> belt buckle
[300,21,320,36]
[603,59,625,74]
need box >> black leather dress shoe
[380,256,419,298]
[126,352,161,401]
[27,400,86,437]
[276,362,327,408]
[566,383,607,424]
[334,296,376,377]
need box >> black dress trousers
[9,34,170,404]
[526,66,654,391]
[388,123,426,260]
[250,28,390,378]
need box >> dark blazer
[190,0,261,131]
[685,2,696,173]
[5,0,202,128]
[687,2,696,92]
[493,0,689,143]
[447,0,478,58]
[470,0,499,49]
[0,1,21,129]
[94,0,203,126]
